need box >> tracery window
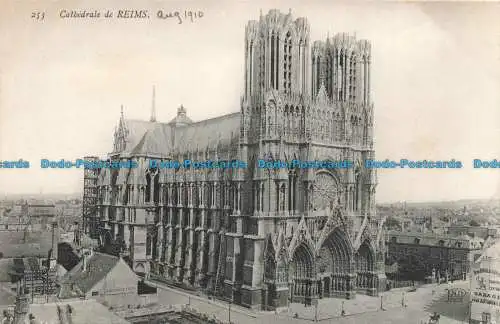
[145,173,151,203]
[283,31,292,93]
[145,168,159,203]
[326,53,333,98]
[349,55,357,102]
[313,173,339,211]
[316,56,321,95]
[354,170,361,211]
[338,53,344,100]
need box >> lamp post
[228,301,232,324]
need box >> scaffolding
[82,156,99,239]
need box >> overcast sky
[0,0,499,203]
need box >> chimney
[50,222,59,269]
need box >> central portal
[286,227,355,304]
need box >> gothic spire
[119,105,126,129]
[150,85,156,122]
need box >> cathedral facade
[86,9,387,310]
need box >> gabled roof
[112,110,240,158]
[59,252,120,298]
[172,112,240,152]
[27,299,130,324]
[131,123,173,157]
[121,119,158,154]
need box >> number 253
[31,11,45,21]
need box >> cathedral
[83,9,387,310]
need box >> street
[148,280,470,324]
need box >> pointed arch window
[338,53,344,101]
[354,169,361,211]
[316,56,321,95]
[350,54,357,102]
[326,52,333,98]
[288,169,297,213]
[260,37,265,90]
[249,40,254,96]
[153,172,160,204]
[270,33,280,90]
[145,167,159,204]
[283,31,292,93]
[145,173,151,203]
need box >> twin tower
[243,9,371,105]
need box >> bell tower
[243,9,311,102]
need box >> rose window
[313,173,339,211]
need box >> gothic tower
[243,9,310,101]
[238,9,385,310]
[311,33,371,104]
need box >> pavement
[148,279,471,324]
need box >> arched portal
[317,228,353,298]
[289,243,315,303]
[99,230,112,249]
[355,240,375,292]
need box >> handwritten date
[157,10,204,24]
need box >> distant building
[10,205,23,216]
[22,203,56,230]
[0,229,53,259]
[447,224,497,240]
[0,223,64,303]
[0,217,29,232]
[470,239,500,323]
[386,231,483,281]
[58,251,141,308]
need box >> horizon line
[0,191,498,205]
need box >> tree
[0,252,3,259]
[469,219,481,227]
